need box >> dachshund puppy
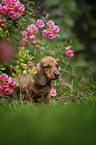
[15,56,60,104]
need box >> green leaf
[46,13,50,19]
[56,34,60,38]
[31,77,35,83]
[19,50,29,57]
[15,68,21,73]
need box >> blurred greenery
[0,101,96,145]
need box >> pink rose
[65,46,71,51]
[22,38,27,42]
[36,45,40,50]
[32,40,38,44]
[8,6,15,12]
[19,40,25,46]
[50,89,56,97]
[0,19,5,23]
[26,24,34,33]
[22,31,29,38]
[33,27,38,34]
[48,33,56,39]
[26,27,31,33]
[36,19,45,28]
[26,24,38,34]
[0,4,2,13]
[32,40,40,45]
[2,5,8,14]
[15,1,22,11]
[15,12,21,18]
[8,11,16,17]
[37,98,42,102]
[0,73,8,82]
[42,29,48,37]
[2,0,8,5]
[46,20,54,28]
[65,50,74,58]
[1,83,9,92]
[29,34,35,40]
[27,24,35,32]
[28,61,33,67]
[53,25,60,33]
[3,87,13,95]
[19,4,25,12]
[8,77,16,87]
[32,66,36,71]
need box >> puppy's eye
[56,64,58,68]
[45,65,50,69]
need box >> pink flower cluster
[20,24,38,46]
[65,46,74,58]
[42,20,60,39]
[20,19,60,46]
[32,40,40,50]
[0,0,25,18]
[36,19,45,28]
[0,73,16,95]
[28,61,35,70]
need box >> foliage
[0,1,74,70]
[0,0,75,101]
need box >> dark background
[31,0,96,65]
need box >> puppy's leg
[45,92,51,104]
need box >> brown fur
[15,56,60,104]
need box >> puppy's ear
[34,63,47,85]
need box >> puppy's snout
[54,72,59,78]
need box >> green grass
[0,100,96,145]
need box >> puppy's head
[34,56,60,85]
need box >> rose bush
[0,73,16,95]
[0,1,75,101]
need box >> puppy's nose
[54,73,59,78]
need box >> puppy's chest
[31,82,52,96]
